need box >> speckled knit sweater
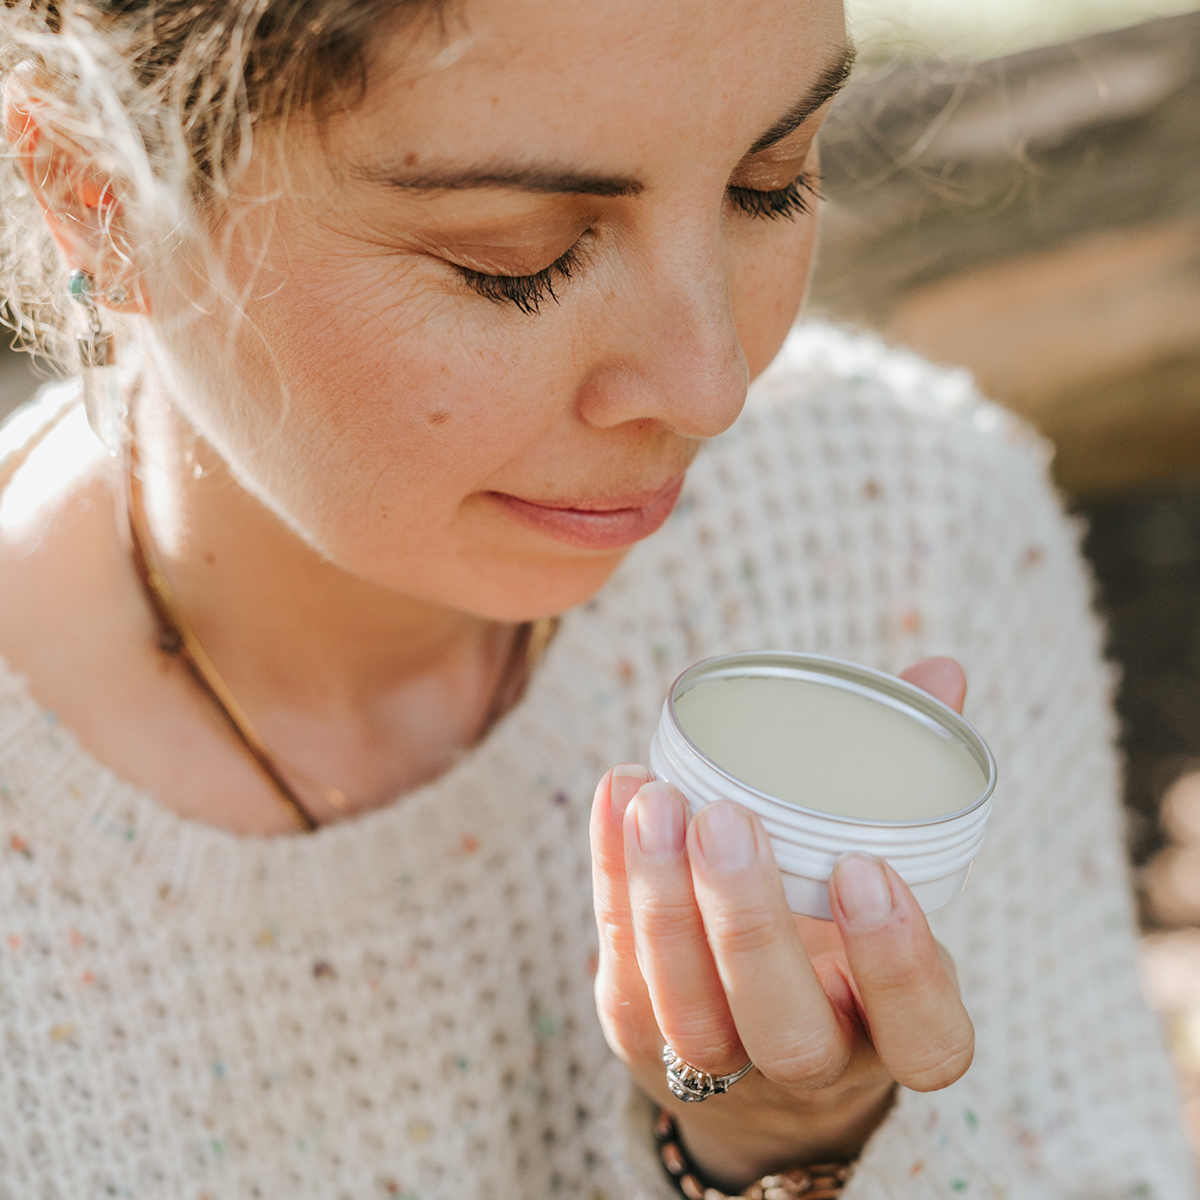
[0,325,1192,1200]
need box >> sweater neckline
[0,585,611,922]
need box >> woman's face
[151,0,848,621]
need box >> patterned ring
[662,1043,754,1103]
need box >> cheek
[178,263,564,561]
[283,332,540,537]
[730,217,817,380]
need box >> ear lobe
[3,80,148,317]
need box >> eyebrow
[749,42,857,154]
[358,163,645,198]
[358,42,856,198]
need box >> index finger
[829,853,974,1092]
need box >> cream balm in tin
[648,652,997,920]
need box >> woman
[0,0,1190,1195]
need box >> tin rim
[664,651,998,829]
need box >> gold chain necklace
[122,445,557,832]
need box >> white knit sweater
[0,325,1192,1199]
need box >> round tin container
[648,651,997,920]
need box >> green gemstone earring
[69,268,126,456]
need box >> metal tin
[649,651,998,919]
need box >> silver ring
[662,1043,754,1103]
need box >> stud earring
[69,268,127,456]
[105,283,130,307]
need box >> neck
[128,387,518,812]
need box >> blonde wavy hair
[0,0,438,368]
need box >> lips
[488,477,685,551]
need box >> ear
[3,76,149,316]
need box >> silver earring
[69,269,127,456]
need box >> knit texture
[0,325,1192,1199]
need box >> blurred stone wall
[846,0,1200,59]
[811,10,1200,494]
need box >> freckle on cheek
[427,410,451,427]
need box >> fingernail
[610,763,652,820]
[695,802,757,872]
[833,854,895,929]
[635,783,686,859]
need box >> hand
[589,658,975,1190]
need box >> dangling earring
[69,268,127,456]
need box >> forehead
[351,0,847,171]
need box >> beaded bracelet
[653,1110,852,1200]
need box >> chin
[437,549,634,623]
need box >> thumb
[900,657,967,715]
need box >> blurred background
[813,0,1200,1160]
[2,0,1200,1157]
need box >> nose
[574,233,750,440]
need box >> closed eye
[456,243,584,315]
[456,169,821,315]
[727,171,822,221]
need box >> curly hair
[0,0,441,365]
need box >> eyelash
[727,170,823,221]
[458,169,822,313]
[458,244,584,316]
